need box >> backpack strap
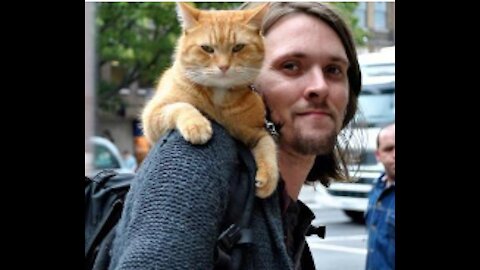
[214,141,257,270]
[85,170,121,257]
[85,170,133,269]
[90,169,118,185]
[85,198,124,268]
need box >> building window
[374,2,387,31]
[355,2,367,29]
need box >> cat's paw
[254,165,279,198]
[177,115,213,144]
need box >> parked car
[327,127,384,223]
[88,136,134,177]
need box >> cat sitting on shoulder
[141,3,277,198]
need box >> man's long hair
[242,2,363,186]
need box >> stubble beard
[386,164,395,181]
[291,127,337,156]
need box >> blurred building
[96,63,154,165]
[355,1,395,53]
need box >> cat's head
[176,3,268,89]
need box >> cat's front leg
[251,133,279,198]
[144,101,213,145]
[166,102,213,144]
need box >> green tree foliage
[96,2,179,113]
[96,2,366,114]
[329,2,369,46]
[96,2,240,113]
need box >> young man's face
[255,13,350,156]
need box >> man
[365,123,395,270]
[109,3,362,269]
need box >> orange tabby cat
[141,3,278,198]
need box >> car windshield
[355,81,395,127]
[356,49,395,128]
[347,148,378,166]
[94,144,121,170]
[362,63,395,77]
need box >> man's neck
[387,176,395,187]
[278,147,316,200]
[382,174,395,187]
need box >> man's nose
[304,67,328,100]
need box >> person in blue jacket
[365,123,395,270]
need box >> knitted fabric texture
[109,123,298,270]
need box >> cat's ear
[177,2,200,29]
[244,3,269,29]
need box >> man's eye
[325,65,342,75]
[201,45,214,53]
[282,62,299,71]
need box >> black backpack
[85,170,132,270]
[85,149,256,270]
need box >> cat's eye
[201,45,214,54]
[232,44,245,53]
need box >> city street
[300,185,368,270]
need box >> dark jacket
[109,122,315,270]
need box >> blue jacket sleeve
[110,123,241,270]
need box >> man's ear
[177,2,200,29]
[375,149,381,162]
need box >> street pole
[85,2,96,175]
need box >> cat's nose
[218,65,230,73]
